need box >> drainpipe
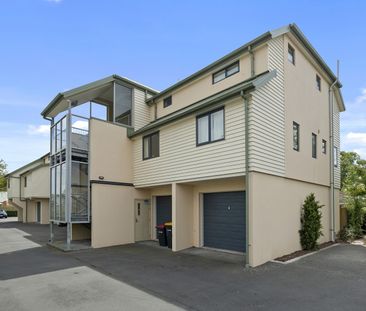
[241,90,251,268]
[329,61,339,242]
[248,45,255,77]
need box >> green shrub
[299,193,323,250]
[347,197,364,239]
[5,210,17,217]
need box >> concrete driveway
[1,222,366,311]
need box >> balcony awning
[41,75,158,119]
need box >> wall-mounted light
[98,176,104,180]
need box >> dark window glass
[322,139,327,154]
[143,132,160,160]
[316,75,321,91]
[163,96,172,108]
[312,133,317,159]
[212,61,239,84]
[24,176,27,188]
[293,122,300,151]
[197,108,224,145]
[288,44,295,65]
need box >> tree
[299,193,323,250]
[340,151,366,239]
[0,159,7,191]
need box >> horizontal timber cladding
[333,102,341,189]
[133,97,246,187]
[249,36,285,176]
[134,88,151,131]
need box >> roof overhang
[41,75,159,119]
[130,70,276,138]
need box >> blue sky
[1,0,365,171]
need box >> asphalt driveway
[1,222,366,311]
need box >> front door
[36,202,41,223]
[135,199,151,242]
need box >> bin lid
[156,224,165,229]
[164,222,172,226]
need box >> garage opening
[203,191,246,253]
[156,195,172,227]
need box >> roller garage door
[203,191,246,253]
[156,196,172,226]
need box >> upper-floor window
[293,122,300,151]
[212,61,239,84]
[322,139,327,154]
[316,75,321,91]
[163,96,172,108]
[312,133,317,159]
[24,176,27,188]
[7,178,10,189]
[143,132,159,160]
[334,146,338,167]
[288,44,295,65]
[197,107,224,145]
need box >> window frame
[196,107,225,146]
[312,133,317,159]
[316,74,322,91]
[212,61,240,84]
[142,131,160,160]
[288,44,295,65]
[163,96,172,108]
[334,146,338,167]
[293,121,300,151]
[322,139,327,154]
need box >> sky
[0,0,365,172]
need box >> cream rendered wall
[40,199,49,224]
[133,97,246,187]
[250,171,336,267]
[283,34,332,186]
[91,185,149,248]
[89,119,133,183]
[172,183,194,251]
[153,44,268,120]
[89,119,150,248]
[8,177,20,199]
[23,166,49,199]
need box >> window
[322,139,327,154]
[114,83,132,126]
[312,133,317,159]
[288,44,295,65]
[316,75,321,91]
[163,96,172,108]
[7,178,10,189]
[143,132,160,160]
[334,146,338,167]
[197,107,224,145]
[24,176,27,187]
[212,61,239,84]
[293,122,300,151]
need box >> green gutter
[146,32,272,104]
[129,71,273,138]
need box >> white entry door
[135,199,151,242]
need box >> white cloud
[27,124,50,136]
[72,120,88,130]
[344,132,366,145]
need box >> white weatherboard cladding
[133,98,245,187]
[134,89,150,131]
[249,36,285,176]
[333,102,341,189]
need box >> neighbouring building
[6,153,50,224]
[40,23,344,267]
